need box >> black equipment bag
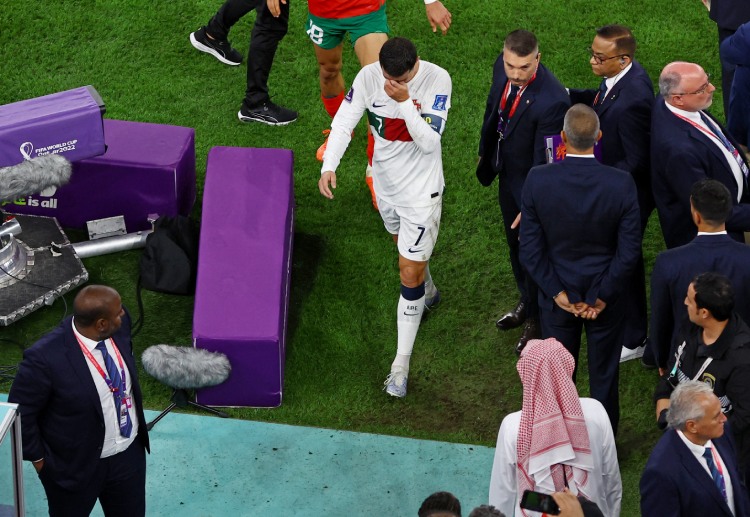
[139,215,199,295]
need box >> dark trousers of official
[205,0,289,107]
[540,298,623,435]
[719,26,737,116]
[620,188,653,351]
[40,440,146,517]
[498,182,539,317]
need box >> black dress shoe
[515,318,541,355]
[496,300,527,330]
[640,339,659,370]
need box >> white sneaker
[620,344,646,363]
[425,289,441,311]
[383,367,408,398]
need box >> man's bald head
[562,104,601,152]
[659,61,715,110]
[73,285,124,339]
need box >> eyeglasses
[672,74,712,95]
[587,48,629,65]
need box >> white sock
[394,294,425,372]
[424,264,437,300]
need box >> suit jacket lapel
[688,127,740,187]
[504,92,534,137]
[596,62,645,116]
[715,434,747,514]
[596,76,627,117]
[504,66,544,138]
[64,325,106,423]
[673,432,734,515]
[704,111,750,193]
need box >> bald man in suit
[9,285,150,516]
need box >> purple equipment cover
[3,119,196,231]
[0,86,105,167]
[194,147,294,408]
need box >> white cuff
[424,0,438,4]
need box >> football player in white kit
[319,37,452,398]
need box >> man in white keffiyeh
[488,338,622,517]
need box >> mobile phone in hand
[519,490,561,515]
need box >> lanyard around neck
[76,336,127,393]
[671,111,724,144]
[499,72,537,119]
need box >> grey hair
[659,70,682,98]
[667,380,715,431]
[563,104,600,150]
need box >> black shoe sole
[237,110,297,126]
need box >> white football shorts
[378,197,442,262]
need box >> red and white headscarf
[515,338,593,514]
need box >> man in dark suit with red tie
[476,29,569,354]
[651,61,750,249]
[519,104,641,434]
[9,285,150,516]
[641,381,750,517]
[650,179,750,370]
[569,24,655,363]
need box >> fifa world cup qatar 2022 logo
[19,141,34,160]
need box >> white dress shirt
[602,62,632,98]
[72,319,138,458]
[665,103,745,202]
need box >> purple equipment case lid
[0,86,106,167]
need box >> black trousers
[205,0,290,107]
[498,180,539,317]
[540,297,624,435]
[41,440,147,517]
[620,189,654,350]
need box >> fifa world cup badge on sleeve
[432,95,448,111]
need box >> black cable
[131,275,145,339]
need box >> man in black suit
[651,61,750,249]
[641,381,750,517]
[700,0,750,115]
[570,24,655,363]
[651,179,750,370]
[477,29,569,353]
[9,285,150,516]
[519,104,641,433]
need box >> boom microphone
[141,345,231,390]
[0,154,72,201]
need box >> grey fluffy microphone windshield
[0,154,72,201]
[142,345,232,389]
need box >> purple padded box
[0,85,105,167]
[194,147,294,408]
[3,119,196,231]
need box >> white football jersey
[322,60,452,208]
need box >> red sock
[367,131,375,166]
[322,92,345,119]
